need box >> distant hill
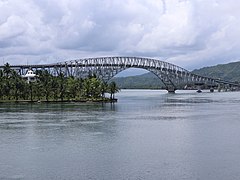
[192,61,240,82]
[111,61,240,88]
[111,72,164,89]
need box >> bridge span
[0,57,239,92]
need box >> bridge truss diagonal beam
[1,56,239,92]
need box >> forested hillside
[112,61,240,88]
[192,61,240,82]
[111,73,164,89]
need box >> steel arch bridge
[1,56,239,92]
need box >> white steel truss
[1,56,239,92]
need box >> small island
[0,63,119,103]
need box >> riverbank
[0,98,117,104]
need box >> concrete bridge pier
[218,84,222,92]
[225,84,231,91]
[218,84,229,92]
[210,87,214,92]
[167,87,176,93]
[196,85,202,93]
[195,82,204,93]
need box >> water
[0,90,240,180]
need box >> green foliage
[83,77,101,98]
[108,81,120,99]
[192,61,240,82]
[0,63,120,102]
[110,72,165,89]
[112,61,240,89]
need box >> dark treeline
[0,63,119,102]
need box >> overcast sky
[0,0,240,70]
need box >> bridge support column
[210,87,214,92]
[218,84,222,92]
[167,87,176,93]
[197,85,202,93]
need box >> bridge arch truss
[2,56,239,92]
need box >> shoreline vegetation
[0,98,118,104]
[0,63,120,103]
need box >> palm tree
[33,81,43,101]
[76,78,84,99]
[66,77,78,100]
[90,77,101,98]
[3,63,11,77]
[11,70,22,101]
[51,76,59,101]
[108,81,120,100]
[38,70,52,101]
[59,73,65,101]
[0,70,4,100]
[100,81,108,99]
[83,78,91,98]
[2,63,13,100]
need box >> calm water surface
[1,90,240,180]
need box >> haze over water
[0,90,240,180]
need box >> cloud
[0,0,240,70]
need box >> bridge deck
[0,57,239,89]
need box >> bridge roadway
[0,56,239,92]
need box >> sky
[0,0,240,70]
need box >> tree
[3,63,11,77]
[0,66,120,102]
[100,81,108,99]
[108,81,119,100]
[0,70,4,99]
[59,73,66,101]
[11,70,24,101]
[90,78,101,98]
[66,77,78,100]
[2,63,13,100]
[76,78,84,99]
[32,81,43,101]
[51,76,60,101]
[83,78,91,97]
[38,70,52,101]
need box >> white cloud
[135,1,196,53]
[0,0,240,69]
[0,15,27,40]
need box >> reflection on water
[1,90,240,179]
